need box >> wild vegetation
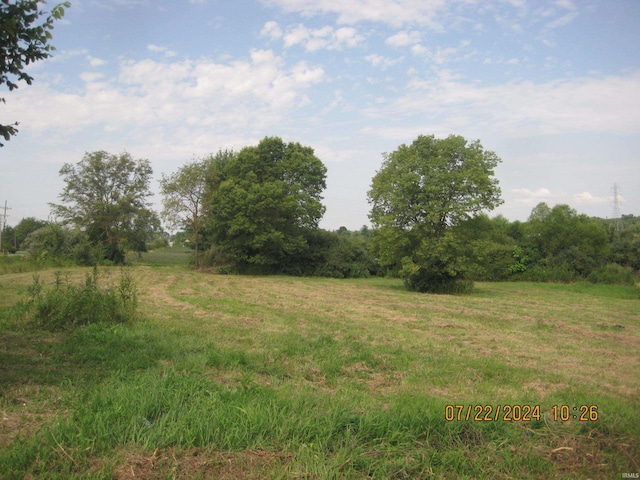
[2,135,638,289]
[0,251,638,478]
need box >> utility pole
[0,200,10,252]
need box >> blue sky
[1,0,639,230]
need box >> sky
[1,0,639,230]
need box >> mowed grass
[0,259,638,479]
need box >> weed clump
[23,267,138,330]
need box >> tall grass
[11,267,138,330]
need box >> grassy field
[0,251,638,478]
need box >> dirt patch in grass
[543,429,640,478]
[0,385,67,448]
[0,409,42,448]
[111,447,293,480]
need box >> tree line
[1,136,638,292]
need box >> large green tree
[1,0,69,145]
[160,157,214,268]
[51,151,158,264]
[209,137,327,272]
[368,134,503,292]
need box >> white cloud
[511,187,553,199]
[430,40,472,64]
[147,44,177,58]
[365,70,640,138]
[385,30,422,47]
[279,23,364,51]
[365,54,403,70]
[573,191,609,206]
[509,188,609,210]
[80,72,104,82]
[260,0,462,28]
[411,44,430,56]
[87,55,106,67]
[5,50,326,156]
[261,0,581,31]
[544,10,578,29]
[261,21,283,40]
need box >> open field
[0,257,639,478]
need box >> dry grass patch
[111,447,294,480]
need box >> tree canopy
[524,202,609,276]
[1,0,69,145]
[50,151,158,263]
[368,134,502,292]
[209,137,327,272]
[160,154,227,268]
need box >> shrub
[510,264,578,283]
[147,236,169,250]
[587,263,637,286]
[401,257,474,294]
[25,267,138,330]
[314,233,375,279]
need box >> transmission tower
[611,184,622,232]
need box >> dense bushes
[401,260,474,294]
[312,230,376,278]
[587,264,636,286]
[20,267,138,330]
[202,228,376,278]
[21,224,105,266]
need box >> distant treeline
[1,136,638,288]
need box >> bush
[510,264,578,283]
[147,236,169,250]
[587,263,637,286]
[24,267,138,330]
[403,267,474,294]
[201,244,239,273]
[401,257,474,294]
[314,233,375,279]
[202,229,377,278]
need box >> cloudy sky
[1,0,638,230]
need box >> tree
[50,151,156,264]
[209,137,327,272]
[13,216,48,249]
[609,215,640,270]
[525,203,609,276]
[160,159,210,268]
[1,0,70,146]
[22,223,97,263]
[368,134,502,292]
[454,214,517,281]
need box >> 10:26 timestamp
[552,405,598,421]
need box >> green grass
[0,267,638,479]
